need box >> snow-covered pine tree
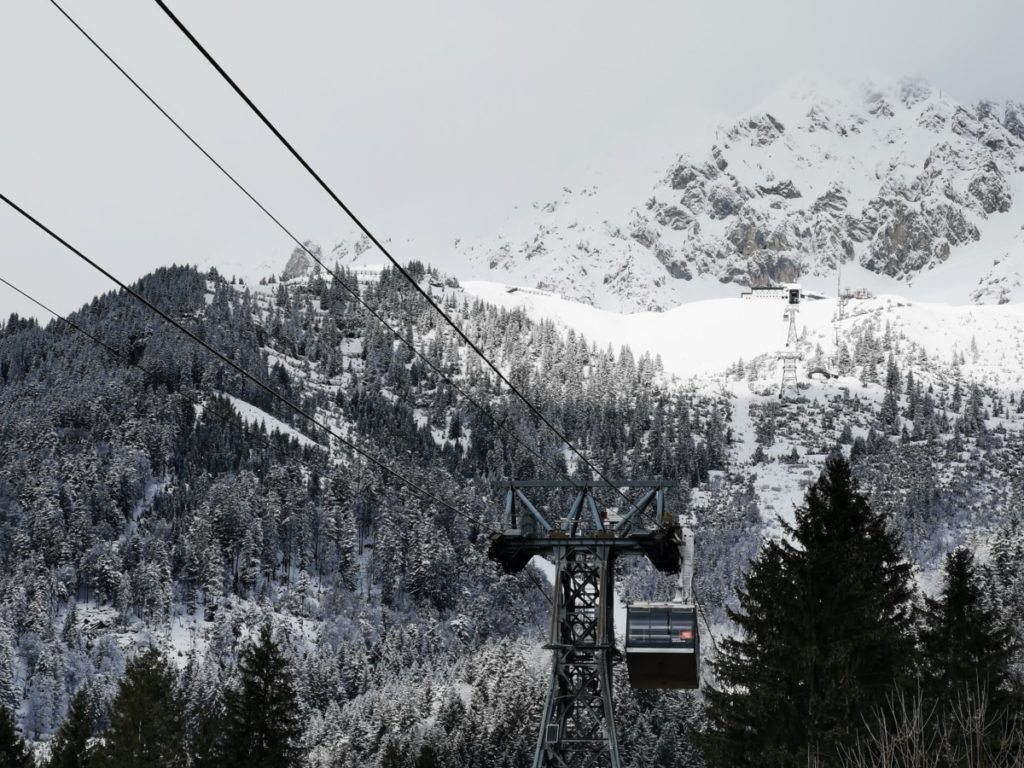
[701,455,916,766]
[46,686,97,768]
[91,648,186,768]
[0,702,33,768]
[919,548,1018,715]
[220,623,304,767]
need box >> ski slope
[216,392,320,448]
[463,281,1024,390]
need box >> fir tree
[91,648,185,768]
[701,455,916,766]
[0,703,33,768]
[794,456,916,752]
[701,541,804,767]
[919,548,1017,713]
[414,743,441,768]
[47,687,96,768]
[220,623,304,768]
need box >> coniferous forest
[0,262,1021,766]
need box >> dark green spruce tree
[220,623,304,768]
[919,547,1017,713]
[91,648,186,768]
[47,687,96,768]
[701,454,916,767]
[0,703,33,768]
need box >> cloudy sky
[2,0,1022,319]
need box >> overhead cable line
[0,272,371,505]
[151,0,654,519]
[525,569,553,607]
[47,0,562,483]
[693,588,722,658]
[0,193,501,537]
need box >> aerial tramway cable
[0,193,502,538]
[150,0,659,523]
[47,0,563,484]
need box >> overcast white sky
[2,0,1022,320]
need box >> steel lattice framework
[489,480,681,768]
[779,290,802,399]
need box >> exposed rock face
[968,160,1013,214]
[728,113,786,146]
[757,180,802,199]
[456,78,1024,310]
[282,241,323,281]
[744,252,805,285]
[1005,103,1024,141]
[654,204,693,231]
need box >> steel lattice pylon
[535,545,619,767]
[779,289,802,399]
[488,480,681,768]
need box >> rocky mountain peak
[455,77,1024,311]
[281,241,323,281]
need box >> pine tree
[701,541,805,767]
[701,454,916,766]
[0,703,33,768]
[794,456,916,752]
[220,623,304,768]
[919,548,1017,713]
[91,648,186,768]
[414,743,441,768]
[47,687,95,768]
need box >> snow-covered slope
[445,78,1024,311]
[463,279,1024,544]
[464,280,1024,389]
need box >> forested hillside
[1,259,1022,765]
[0,262,725,765]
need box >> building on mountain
[504,284,562,298]
[741,284,825,301]
[841,287,875,300]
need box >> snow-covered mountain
[408,78,1024,311]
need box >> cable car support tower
[779,286,802,399]
[489,480,683,768]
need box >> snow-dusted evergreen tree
[0,702,33,768]
[91,648,185,768]
[220,623,304,767]
[46,686,97,768]
[701,455,916,766]
[920,548,1018,714]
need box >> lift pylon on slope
[488,480,684,768]
[779,285,803,399]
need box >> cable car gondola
[625,527,701,689]
[625,603,700,689]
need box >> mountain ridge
[313,77,1024,312]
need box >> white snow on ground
[469,282,1024,535]
[216,392,320,448]
[464,281,1024,390]
[465,280,822,378]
